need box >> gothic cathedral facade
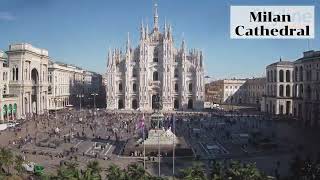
[106,4,205,111]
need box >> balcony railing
[3,94,18,98]
[149,81,161,86]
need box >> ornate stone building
[0,51,19,122]
[292,50,320,126]
[48,61,104,111]
[262,51,320,127]
[262,60,294,115]
[6,43,49,118]
[105,4,205,111]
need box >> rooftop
[8,43,49,56]
[295,50,320,63]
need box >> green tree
[180,164,207,180]
[106,164,127,180]
[225,161,268,180]
[127,163,148,180]
[55,161,80,180]
[0,147,14,175]
[210,160,223,180]
[83,160,102,180]
[14,155,25,176]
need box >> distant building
[206,79,246,104]
[48,61,104,111]
[48,61,83,111]
[205,81,222,104]
[241,78,266,107]
[205,78,265,108]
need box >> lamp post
[54,98,61,126]
[76,94,84,111]
[155,94,162,177]
[91,93,98,111]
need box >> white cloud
[0,12,15,21]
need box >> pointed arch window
[153,48,158,62]
[153,71,159,81]
[279,70,284,82]
[174,68,179,78]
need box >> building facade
[207,79,246,104]
[0,51,19,122]
[205,81,223,104]
[6,43,49,119]
[241,78,266,107]
[262,51,320,126]
[262,60,294,115]
[0,43,104,123]
[292,50,320,126]
[48,61,76,111]
[205,78,265,108]
[48,61,104,111]
[105,4,205,111]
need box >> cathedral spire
[107,48,112,67]
[145,23,149,39]
[126,32,130,53]
[168,24,172,41]
[164,18,167,39]
[153,2,159,31]
[140,20,145,40]
[181,33,186,52]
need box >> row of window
[225,85,239,89]
[116,98,194,110]
[130,69,180,79]
[2,72,8,81]
[268,67,320,83]
[267,69,292,83]
[117,82,193,93]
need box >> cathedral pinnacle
[153,2,159,31]
[126,32,130,53]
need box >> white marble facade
[105,4,205,111]
[6,43,49,118]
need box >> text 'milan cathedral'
[105,3,205,111]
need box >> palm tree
[3,175,24,180]
[14,155,25,176]
[0,148,14,175]
[180,164,206,180]
[127,163,148,180]
[225,161,268,180]
[210,160,223,180]
[83,160,102,180]
[56,161,80,180]
[106,164,126,180]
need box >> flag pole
[143,114,146,170]
[158,116,161,177]
[172,115,175,177]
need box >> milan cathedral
[105,3,205,111]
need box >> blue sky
[0,0,319,79]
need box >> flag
[136,114,145,131]
[169,115,174,129]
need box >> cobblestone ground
[0,108,319,178]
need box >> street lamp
[91,93,98,111]
[76,94,84,111]
[54,98,61,124]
